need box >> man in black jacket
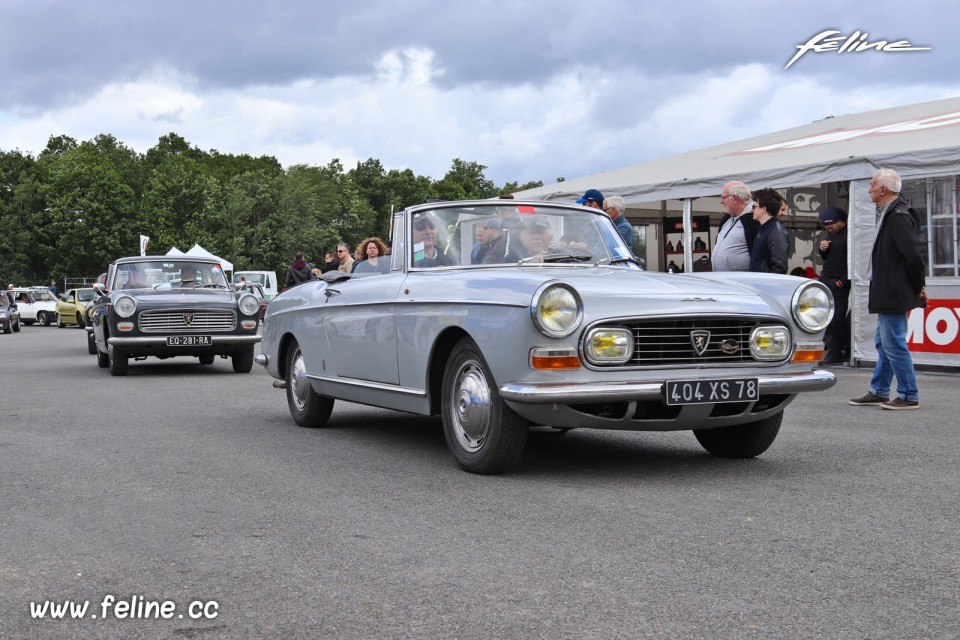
[818,207,851,364]
[850,169,927,410]
[285,250,313,288]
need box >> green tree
[431,159,498,201]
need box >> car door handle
[324,288,340,298]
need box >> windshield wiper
[595,256,640,267]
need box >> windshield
[77,289,95,302]
[233,273,266,286]
[112,261,229,290]
[30,290,55,302]
[406,203,636,269]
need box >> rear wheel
[441,338,528,474]
[285,340,334,427]
[37,311,49,326]
[232,346,254,373]
[694,411,783,458]
[108,344,128,376]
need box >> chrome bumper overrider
[499,369,836,404]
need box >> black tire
[285,340,334,428]
[199,354,215,365]
[231,346,254,373]
[37,311,49,327]
[96,345,109,368]
[12,318,20,332]
[87,332,96,355]
[108,344,128,376]
[694,410,783,458]
[1,321,10,334]
[441,338,528,474]
[76,312,85,329]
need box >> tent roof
[516,96,960,204]
[185,244,233,272]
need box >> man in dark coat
[748,188,789,274]
[849,169,927,410]
[818,207,851,364]
[285,250,313,288]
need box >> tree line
[0,132,544,284]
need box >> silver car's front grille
[589,318,771,367]
[138,310,236,332]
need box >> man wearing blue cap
[576,189,604,209]
[818,206,850,365]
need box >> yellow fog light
[584,327,634,364]
[750,326,790,360]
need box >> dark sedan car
[1,291,21,334]
[90,256,262,375]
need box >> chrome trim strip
[499,369,836,403]
[305,373,426,396]
[108,335,262,346]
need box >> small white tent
[184,244,233,274]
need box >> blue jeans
[870,313,919,402]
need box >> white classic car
[257,200,836,474]
[10,287,58,326]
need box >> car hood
[420,267,799,318]
[111,289,238,306]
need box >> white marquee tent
[165,244,234,274]
[517,96,960,368]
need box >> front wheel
[199,354,215,365]
[232,346,254,373]
[37,311,49,326]
[694,410,783,458]
[76,312,85,329]
[12,318,20,332]
[441,338,528,474]
[285,340,334,427]
[108,344,128,376]
[57,315,66,328]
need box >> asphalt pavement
[1,325,958,639]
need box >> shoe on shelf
[880,397,919,410]
[820,352,845,365]
[849,392,888,406]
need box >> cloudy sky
[1,0,958,186]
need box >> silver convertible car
[258,200,836,474]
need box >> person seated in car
[179,265,200,288]
[519,217,555,261]
[479,218,508,264]
[412,214,458,268]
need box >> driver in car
[179,265,199,288]
[520,217,555,261]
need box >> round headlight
[114,295,137,318]
[792,281,834,333]
[239,294,260,316]
[531,283,582,338]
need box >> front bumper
[499,369,836,403]
[108,335,262,347]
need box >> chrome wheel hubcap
[451,359,492,453]
[290,350,309,412]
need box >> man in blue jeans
[849,169,927,410]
